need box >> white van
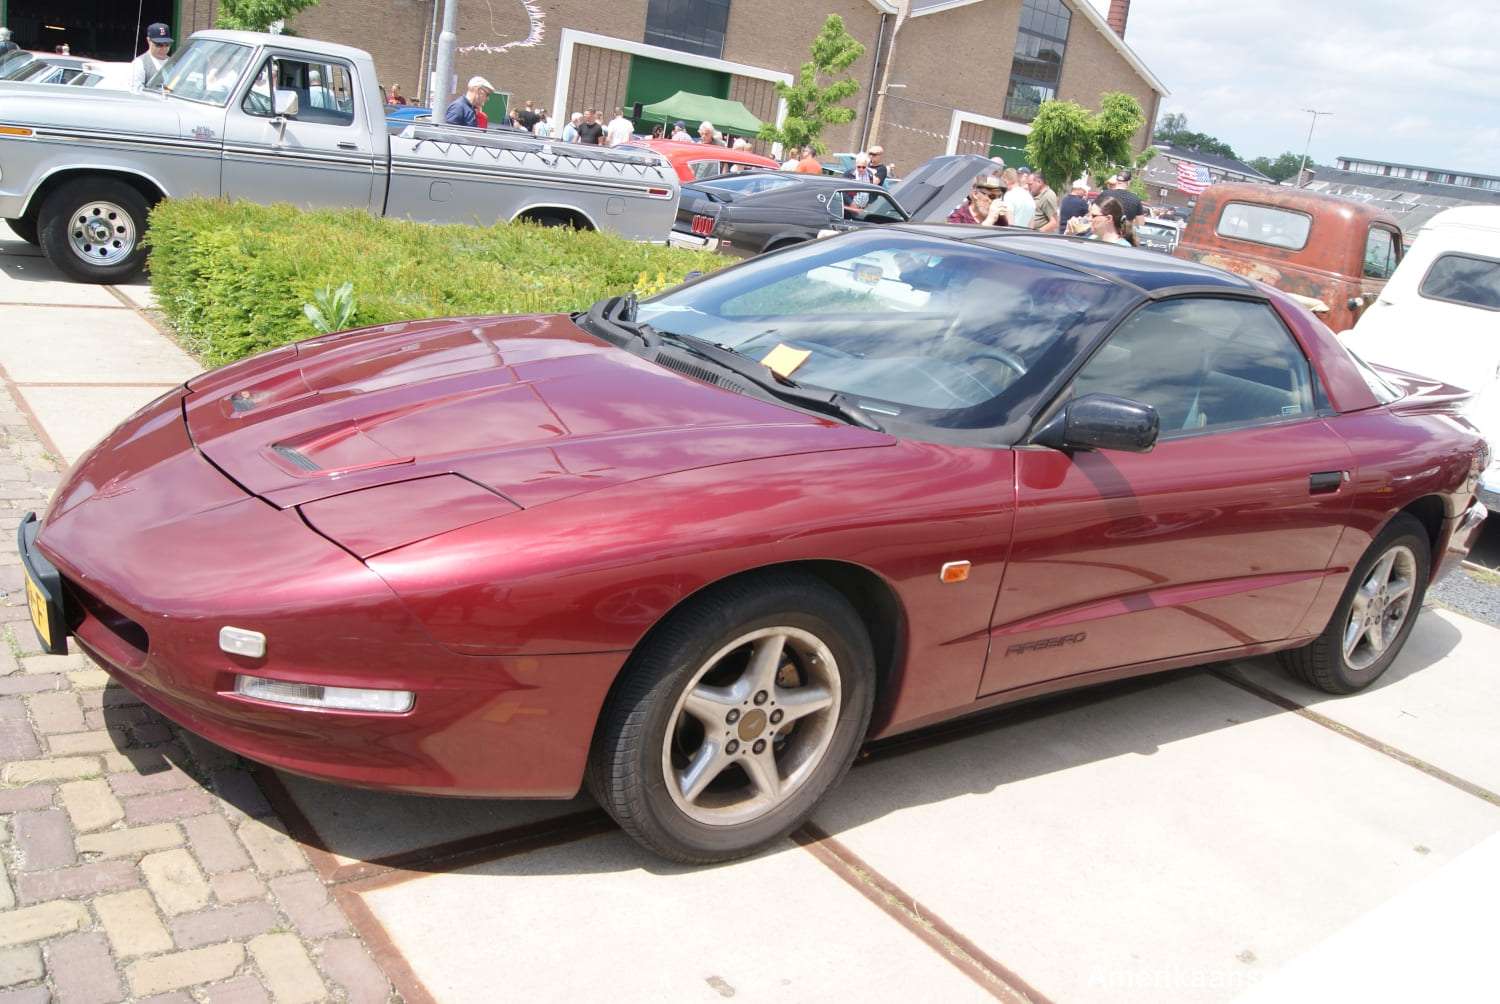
[1344,206,1500,510]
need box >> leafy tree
[1153,112,1238,159]
[756,15,865,156]
[215,0,319,31]
[1025,92,1154,191]
[1249,152,1310,183]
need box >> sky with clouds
[1080,0,1500,175]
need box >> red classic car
[624,137,779,182]
[20,227,1488,863]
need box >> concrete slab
[1234,827,1500,1002]
[0,306,199,385]
[275,772,594,866]
[1231,608,1500,793]
[18,385,183,465]
[0,253,121,306]
[813,670,1500,1004]
[361,831,998,1004]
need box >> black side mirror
[1032,393,1159,453]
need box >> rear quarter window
[1418,252,1500,311]
[1215,201,1312,251]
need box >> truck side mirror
[274,88,299,117]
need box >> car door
[220,53,378,211]
[979,295,1358,697]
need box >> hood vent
[272,445,321,471]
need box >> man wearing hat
[129,22,173,92]
[1107,169,1145,223]
[0,27,18,55]
[444,76,494,128]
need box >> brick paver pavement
[0,383,398,1002]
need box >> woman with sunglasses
[1077,195,1138,246]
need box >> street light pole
[432,0,458,119]
[1297,108,1331,187]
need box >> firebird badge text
[1005,632,1087,657]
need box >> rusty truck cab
[1173,182,1404,332]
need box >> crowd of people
[946,160,1143,247]
[429,84,769,153]
[400,69,1151,243]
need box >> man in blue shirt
[444,76,494,128]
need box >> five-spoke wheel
[589,571,874,863]
[1279,513,1430,694]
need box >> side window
[1068,298,1315,437]
[1419,253,1500,310]
[1364,227,1400,279]
[250,57,356,126]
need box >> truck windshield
[151,39,253,105]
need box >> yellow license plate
[25,571,51,646]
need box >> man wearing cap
[0,27,18,55]
[130,22,173,92]
[1107,170,1145,223]
[1058,178,1090,234]
[445,76,494,128]
[947,175,1006,225]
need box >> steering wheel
[243,88,273,117]
[965,347,1028,382]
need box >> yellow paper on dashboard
[761,344,812,378]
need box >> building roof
[1303,165,1500,235]
[1151,142,1270,182]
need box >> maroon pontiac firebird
[20,226,1488,863]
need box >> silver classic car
[0,31,679,283]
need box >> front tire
[38,178,150,284]
[1278,514,1430,694]
[588,572,875,863]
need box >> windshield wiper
[662,333,884,432]
[583,294,660,352]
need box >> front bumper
[23,501,623,796]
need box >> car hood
[890,154,997,223]
[184,313,889,511]
[0,83,221,140]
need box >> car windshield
[635,230,1134,434]
[151,38,253,105]
[0,55,40,80]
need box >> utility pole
[1297,108,1331,187]
[432,0,458,118]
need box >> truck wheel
[4,216,40,246]
[38,179,150,284]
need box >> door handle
[1309,471,1346,494]
[337,141,357,150]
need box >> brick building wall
[275,0,1159,173]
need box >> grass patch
[147,199,725,367]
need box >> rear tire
[1278,514,1429,694]
[588,571,875,863]
[38,178,150,284]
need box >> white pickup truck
[0,31,679,283]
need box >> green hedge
[147,200,726,367]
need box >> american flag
[1176,161,1212,195]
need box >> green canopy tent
[637,91,764,137]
